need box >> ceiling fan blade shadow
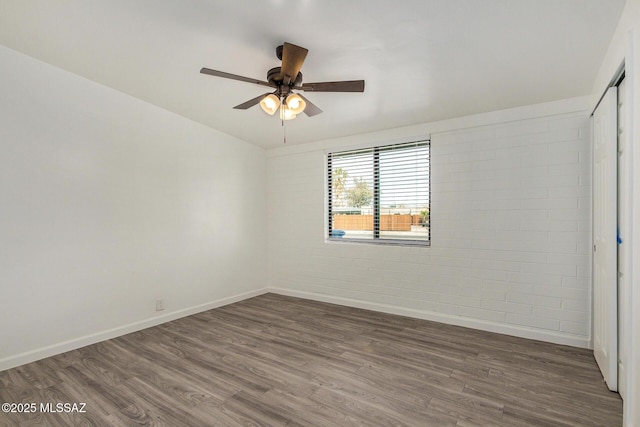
[297,94,323,117]
[280,42,308,85]
[299,80,365,92]
[233,93,272,110]
[200,68,274,88]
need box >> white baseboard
[1,285,591,372]
[0,288,269,372]
[268,287,591,349]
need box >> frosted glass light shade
[285,93,306,115]
[260,94,280,115]
[280,105,296,121]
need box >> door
[616,77,627,399]
[592,87,618,391]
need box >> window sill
[325,237,430,247]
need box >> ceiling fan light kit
[284,93,306,115]
[200,42,365,122]
[259,94,280,115]
[280,105,297,121]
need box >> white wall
[591,0,640,108]
[267,99,592,348]
[591,1,640,424]
[0,47,268,370]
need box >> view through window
[327,140,430,245]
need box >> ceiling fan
[200,42,365,121]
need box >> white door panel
[617,78,627,400]
[592,86,618,392]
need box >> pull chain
[283,117,287,144]
[281,102,287,144]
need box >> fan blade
[200,68,274,88]
[280,42,308,85]
[297,94,323,117]
[233,93,272,110]
[299,80,365,92]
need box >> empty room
[1,1,639,426]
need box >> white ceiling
[0,0,625,148]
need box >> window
[327,140,430,245]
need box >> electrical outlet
[156,299,165,311]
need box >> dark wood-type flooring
[0,293,622,426]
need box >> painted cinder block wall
[267,103,592,348]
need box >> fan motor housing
[267,67,303,87]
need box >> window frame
[326,139,431,247]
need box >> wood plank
[0,293,622,426]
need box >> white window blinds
[328,140,430,245]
